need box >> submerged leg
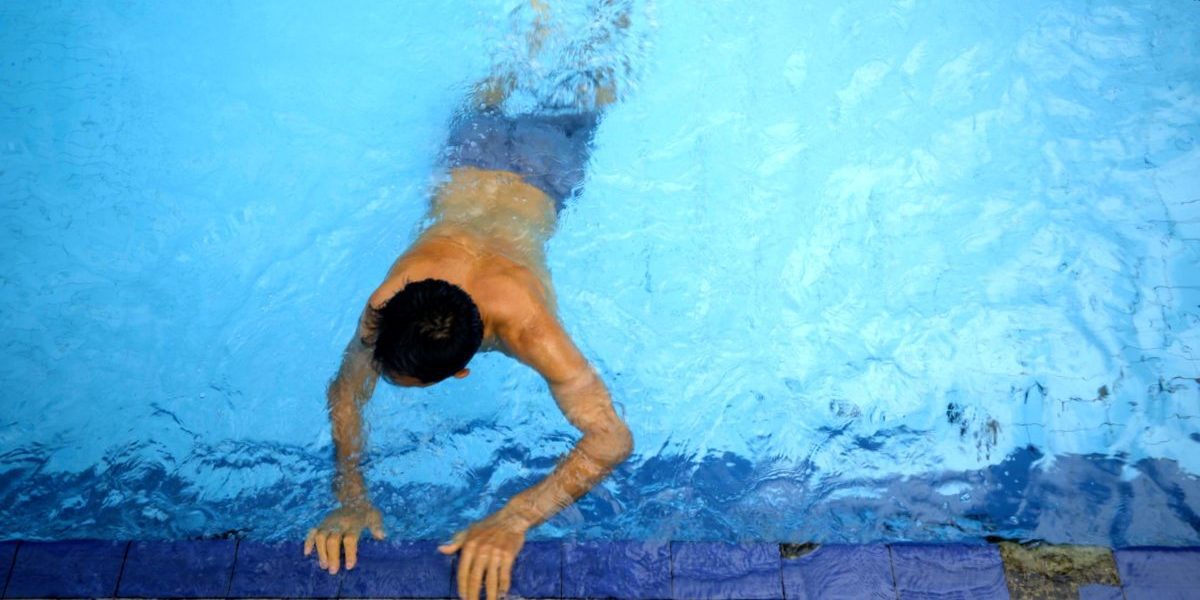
[473,0,635,112]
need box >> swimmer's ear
[454,369,470,379]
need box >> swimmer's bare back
[369,166,559,331]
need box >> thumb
[437,531,466,554]
[368,514,387,540]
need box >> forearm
[502,429,631,530]
[326,341,378,506]
[507,370,632,529]
[328,394,368,504]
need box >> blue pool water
[1,0,1197,547]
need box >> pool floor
[1,539,1197,599]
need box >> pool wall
[1,538,1197,599]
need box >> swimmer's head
[371,279,482,386]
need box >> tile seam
[776,543,785,600]
[112,540,132,598]
[668,540,674,600]
[226,538,241,598]
[1,541,19,600]
[886,545,899,600]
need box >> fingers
[487,555,501,600]
[344,532,361,571]
[369,511,387,540]
[468,546,489,600]
[457,542,475,600]
[498,555,514,599]
[325,533,342,574]
[315,530,329,569]
[304,529,317,556]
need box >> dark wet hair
[371,279,483,384]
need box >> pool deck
[0,539,1197,599]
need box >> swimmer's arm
[325,308,381,506]
[497,310,634,530]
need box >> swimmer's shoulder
[476,266,553,325]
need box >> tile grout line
[1114,548,1128,600]
[2,541,19,600]
[886,545,899,600]
[776,543,786,600]
[225,538,241,598]
[668,540,674,600]
[1120,551,1129,600]
[777,544,787,600]
[112,540,132,598]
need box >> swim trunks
[442,109,602,212]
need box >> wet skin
[304,165,633,600]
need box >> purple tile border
[891,543,1008,600]
[510,541,562,599]
[671,542,781,600]
[782,544,894,600]
[564,540,671,599]
[227,540,341,598]
[1116,547,1200,600]
[117,539,237,598]
[7,539,1200,599]
[340,540,453,598]
[4,540,128,599]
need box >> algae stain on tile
[780,542,820,559]
[997,541,1121,599]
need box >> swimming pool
[1,0,1197,549]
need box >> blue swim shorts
[442,109,602,212]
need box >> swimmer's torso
[429,166,557,277]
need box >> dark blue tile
[117,540,236,598]
[0,541,17,597]
[891,544,1008,600]
[448,540,560,600]
[228,540,340,598]
[512,541,562,599]
[782,544,894,600]
[671,542,781,600]
[4,540,127,599]
[339,540,453,598]
[1116,547,1200,600]
[563,540,670,600]
[1078,583,1123,600]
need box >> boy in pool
[303,3,634,600]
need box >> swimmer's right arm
[327,329,377,505]
[303,308,387,575]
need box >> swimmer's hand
[438,511,528,600]
[304,503,386,574]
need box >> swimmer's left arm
[437,304,633,600]
[500,310,635,529]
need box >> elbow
[584,423,634,465]
[611,424,634,464]
[622,426,634,458]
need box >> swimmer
[303,3,634,600]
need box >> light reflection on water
[0,0,1197,544]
